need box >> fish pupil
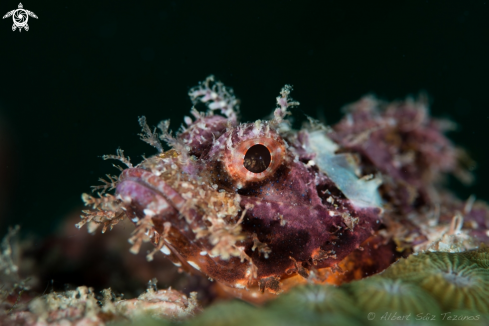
[243,144,271,173]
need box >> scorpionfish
[78,76,476,300]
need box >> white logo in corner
[3,3,37,32]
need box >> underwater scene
[1,1,489,325]
[2,76,489,325]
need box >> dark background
[0,0,488,237]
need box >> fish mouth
[116,172,174,221]
[115,168,195,266]
[115,168,193,237]
[115,168,252,285]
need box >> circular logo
[367,312,376,320]
[13,9,28,27]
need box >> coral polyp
[346,278,440,314]
[381,250,489,312]
[464,245,489,269]
[270,283,358,314]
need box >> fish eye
[222,133,286,186]
[244,144,271,173]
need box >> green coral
[186,298,363,326]
[265,284,363,326]
[346,277,441,315]
[269,283,358,314]
[463,245,489,269]
[380,251,489,312]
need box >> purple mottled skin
[329,96,457,213]
[110,78,383,293]
[115,118,382,290]
[81,76,487,296]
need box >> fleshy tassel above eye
[223,124,287,187]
